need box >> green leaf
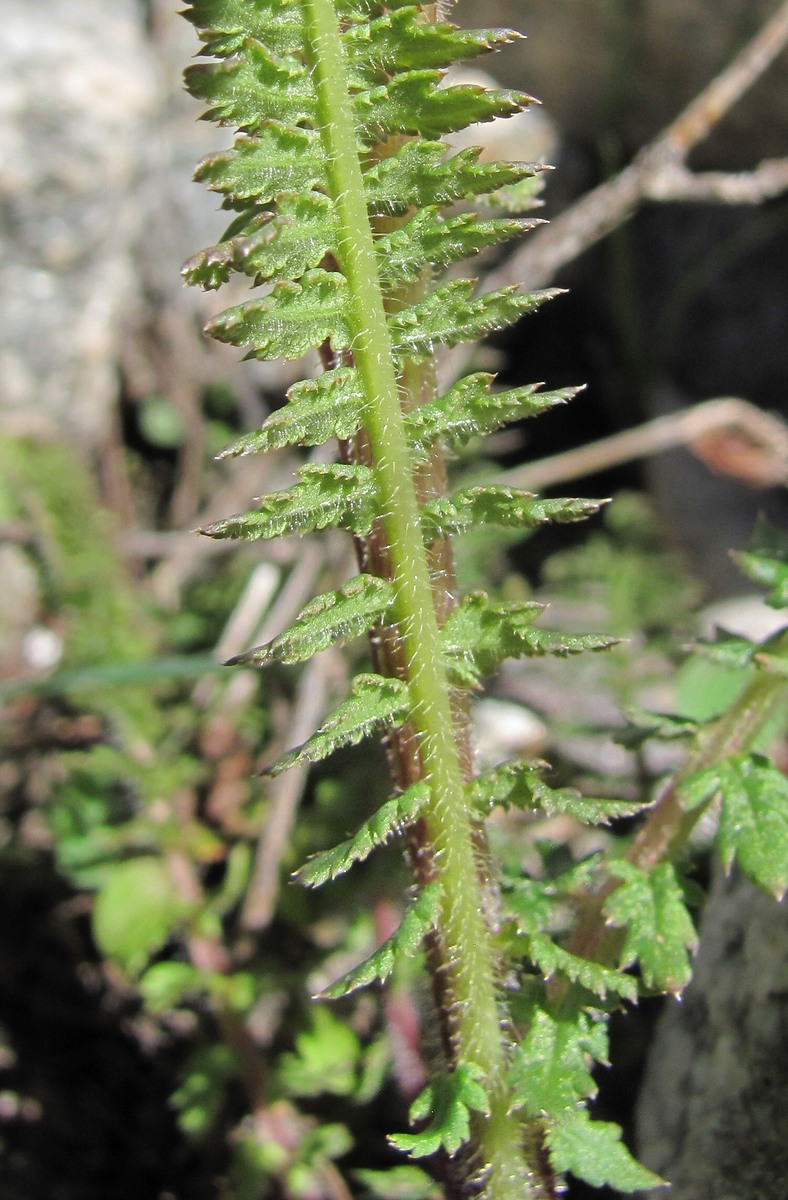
[509,1008,608,1118]
[294,781,429,887]
[198,463,376,542]
[735,520,788,608]
[679,753,788,898]
[442,593,615,684]
[526,933,638,1002]
[547,1112,664,1193]
[604,861,697,993]
[357,72,532,141]
[183,0,304,57]
[615,706,698,750]
[377,209,533,286]
[280,1007,362,1098]
[206,269,350,360]
[184,192,338,290]
[470,761,648,825]
[353,1165,440,1200]
[405,374,574,460]
[390,1062,489,1158]
[217,367,365,458]
[319,883,441,998]
[193,125,324,205]
[423,488,605,538]
[185,43,315,133]
[93,857,192,975]
[390,280,560,362]
[269,673,411,776]
[230,574,395,667]
[139,962,205,1011]
[344,9,520,75]
[365,140,539,215]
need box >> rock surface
[0,0,158,449]
[636,865,788,1199]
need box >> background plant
[1,3,787,1200]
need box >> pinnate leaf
[193,125,324,204]
[198,464,376,542]
[526,933,638,1002]
[230,574,394,667]
[294,782,430,888]
[406,374,574,459]
[390,1062,489,1158]
[218,367,365,458]
[344,9,520,75]
[442,592,615,684]
[390,280,559,361]
[207,269,350,361]
[509,1008,607,1118]
[546,1112,664,1193]
[186,193,338,291]
[469,760,648,825]
[358,72,531,141]
[378,209,533,286]
[423,488,604,538]
[604,861,697,993]
[185,43,314,133]
[365,141,539,214]
[268,673,411,776]
[183,0,304,57]
[679,753,788,898]
[319,882,441,998]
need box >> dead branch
[485,0,788,292]
[501,396,788,492]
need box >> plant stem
[553,631,788,1000]
[303,0,535,1192]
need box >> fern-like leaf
[364,140,539,214]
[217,368,365,458]
[390,281,560,362]
[442,593,616,685]
[406,375,576,460]
[423,490,605,539]
[546,1113,664,1194]
[267,673,410,776]
[193,124,324,204]
[469,760,649,825]
[319,882,441,998]
[198,464,376,542]
[294,781,430,887]
[604,861,697,994]
[390,1062,489,1158]
[229,574,395,667]
[679,752,788,898]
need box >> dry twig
[501,396,788,492]
[485,0,788,292]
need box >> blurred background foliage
[1,1,787,1198]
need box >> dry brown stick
[239,647,341,933]
[484,0,788,293]
[500,396,788,492]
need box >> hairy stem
[303,0,534,1192]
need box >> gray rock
[636,866,788,1199]
[0,0,158,448]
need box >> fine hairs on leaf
[182,2,788,1197]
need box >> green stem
[303,1,534,1193]
[553,630,788,1005]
